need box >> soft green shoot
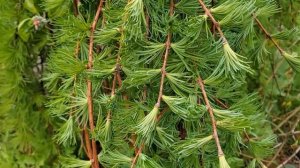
[155,127,175,148]
[255,2,280,18]
[173,135,213,158]
[54,117,77,146]
[282,52,300,72]
[95,28,120,45]
[59,156,91,168]
[249,135,276,159]
[136,106,159,144]
[44,0,71,18]
[210,0,239,15]
[136,153,163,168]
[166,73,194,96]
[223,42,253,75]
[162,95,204,120]
[219,155,231,168]
[123,68,161,87]
[99,151,132,167]
[124,0,146,40]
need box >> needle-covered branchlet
[254,15,300,72]
[197,0,253,79]
[131,1,174,167]
[86,0,105,167]
[197,77,229,168]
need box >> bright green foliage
[0,0,57,167]
[1,0,300,168]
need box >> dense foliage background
[0,0,299,168]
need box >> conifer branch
[83,127,93,160]
[130,143,144,168]
[197,77,224,157]
[131,1,174,167]
[253,16,284,55]
[253,15,300,72]
[156,0,174,107]
[74,40,94,162]
[86,0,105,167]
[197,0,225,41]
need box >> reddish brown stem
[197,0,226,41]
[131,1,174,168]
[83,127,93,160]
[253,16,285,55]
[155,0,174,107]
[213,97,228,109]
[73,0,79,17]
[130,143,144,168]
[197,77,224,157]
[86,0,105,167]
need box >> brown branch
[213,97,229,109]
[73,0,79,17]
[197,77,224,157]
[130,1,174,168]
[253,15,285,55]
[130,143,144,168]
[155,0,174,107]
[86,0,105,167]
[73,41,95,163]
[83,127,93,160]
[197,0,226,42]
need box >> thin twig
[278,131,300,137]
[253,15,285,55]
[86,0,105,167]
[240,153,273,164]
[274,106,300,131]
[197,0,226,41]
[213,97,229,109]
[197,76,224,157]
[267,139,287,167]
[277,146,300,168]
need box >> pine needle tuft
[282,52,300,72]
[219,155,231,168]
[222,42,253,76]
[136,106,159,144]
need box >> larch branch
[197,0,226,42]
[131,1,174,167]
[86,0,105,167]
[197,76,224,157]
[253,15,285,55]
